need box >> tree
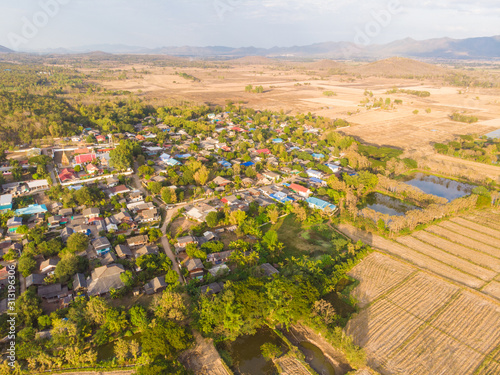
[267,206,279,224]
[185,243,207,260]
[18,256,37,277]
[55,254,79,283]
[141,320,192,360]
[66,232,89,253]
[15,290,42,327]
[114,338,129,363]
[129,305,149,330]
[193,165,209,186]
[74,164,81,172]
[260,343,282,360]
[85,296,109,325]
[148,181,163,195]
[205,211,219,228]
[151,291,187,322]
[120,270,135,287]
[229,210,247,227]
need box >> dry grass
[274,355,313,375]
[452,217,500,240]
[438,221,500,249]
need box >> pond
[226,327,287,375]
[298,341,336,375]
[402,173,475,202]
[96,332,141,362]
[359,192,418,216]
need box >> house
[73,273,87,292]
[107,176,119,187]
[270,191,293,203]
[260,263,280,277]
[212,176,231,187]
[137,208,160,223]
[144,275,168,295]
[0,194,13,212]
[25,274,45,288]
[108,185,131,197]
[207,250,233,265]
[255,148,271,155]
[200,282,224,295]
[86,163,99,174]
[165,158,181,166]
[127,235,148,249]
[325,163,341,173]
[15,204,47,216]
[96,135,106,143]
[185,204,217,222]
[220,195,239,205]
[38,283,69,302]
[184,258,204,279]
[288,183,311,197]
[177,235,197,249]
[306,169,324,179]
[309,177,327,187]
[312,153,325,160]
[263,171,280,181]
[208,264,230,277]
[101,251,117,266]
[241,161,254,167]
[40,257,60,274]
[306,197,336,212]
[86,264,126,296]
[135,245,158,258]
[128,191,143,202]
[82,207,100,219]
[218,160,232,168]
[75,153,97,164]
[59,208,73,217]
[115,244,132,258]
[6,217,22,233]
[272,138,283,143]
[48,215,63,229]
[105,217,119,232]
[61,227,74,243]
[26,180,49,192]
[58,168,77,182]
[92,237,112,256]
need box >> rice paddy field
[341,209,500,374]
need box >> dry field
[341,209,500,374]
[92,58,500,154]
[274,355,313,375]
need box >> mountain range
[2,35,499,60]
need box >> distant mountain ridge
[0,45,13,53]
[20,35,500,60]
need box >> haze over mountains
[1,35,499,60]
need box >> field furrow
[452,217,500,240]
[438,221,500,249]
[397,236,496,281]
[347,252,415,307]
[482,281,500,301]
[384,272,459,320]
[337,224,484,289]
[346,299,424,364]
[425,226,500,259]
[412,231,500,272]
[464,214,500,230]
[430,291,500,353]
[386,325,484,375]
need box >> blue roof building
[174,154,192,159]
[241,161,255,167]
[270,192,294,203]
[306,169,324,179]
[306,197,336,211]
[325,163,341,173]
[218,160,232,168]
[312,153,325,159]
[272,138,284,143]
[309,177,326,185]
[165,158,181,166]
[15,204,48,216]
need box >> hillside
[0,45,13,53]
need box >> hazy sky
[0,0,498,51]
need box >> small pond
[298,341,336,375]
[226,327,287,375]
[359,192,418,216]
[402,173,475,202]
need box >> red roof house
[289,183,311,197]
[58,168,76,182]
[256,148,271,155]
[75,153,97,164]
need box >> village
[0,109,346,313]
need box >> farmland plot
[347,252,415,307]
[425,225,500,258]
[451,217,500,240]
[476,346,500,375]
[384,272,459,320]
[411,230,500,272]
[482,281,500,301]
[338,224,484,288]
[438,221,500,249]
[396,236,496,281]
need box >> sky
[0,0,498,51]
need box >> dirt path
[179,330,233,375]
